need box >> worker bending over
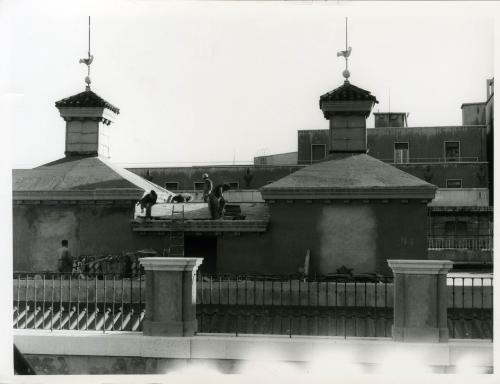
[137,190,157,219]
[208,183,231,219]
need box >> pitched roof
[13,156,172,201]
[320,81,378,104]
[260,153,436,200]
[55,90,120,114]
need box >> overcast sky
[2,1,495,168]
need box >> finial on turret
[79,16,93,91]
[337,17,351,81]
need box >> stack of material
[223,204,246,220]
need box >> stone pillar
[388,259,453,343]
[139,257,203,336]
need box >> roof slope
[13,156,172,201]
[55,90,120,114]
[320,81,378,103]
[260,153,436,199]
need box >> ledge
[387,259,454,275]
[131,219,268,233]
[139,257,203,272]
[260,187,436,200]
[13,189,143,201]
[13,330,492,369]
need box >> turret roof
[320,81,378,104]
[55,89,120,114]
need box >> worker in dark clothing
[171,193,193,203]
[137,190,158,218]
[202,173,213,203]
[57,239,73,275]
[208,183,231,219]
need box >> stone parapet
[139,257,203,337]
[388,259,453,343]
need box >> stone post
[388,259,453,343]
[139,257,203,336]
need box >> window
[394,142,409,164]
[444,141,460,162]
[444,221,468,236]
[226,182,239,190]
[193,182,205,191]
[311,144,326,163]
[165,182,179,190]
[446,179,462,188]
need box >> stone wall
[13,202,169,271]
[218,200,428,275]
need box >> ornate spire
[79,16,93,91]
[336,17,351,82]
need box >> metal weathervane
[337,17,351,81]
[79,16,94,91]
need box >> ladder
[169,204,185,257]
[169,232,185,257]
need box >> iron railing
[195,273,394,338]
[13,272,145,332]
[378,157,480,164]
[429,236,493,250]
[448,276,493,340]
[12,270,493,340]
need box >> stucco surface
[318,205,376,272]
[218,200,428,275]
[13,204,168,271]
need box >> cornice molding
[13,189,143,201]
[387,259,453,275]
[139,257,203,272]
[131,219,268,233]
[261,187,437,200]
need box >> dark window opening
[446,179,462,188]
[227,182,239,190]
[185,235,217,274]
[445,141,460,162]
[444,220,468,236]
[193,182,205,191]
[311,144,326,163]
[394,142,409,164]
[165,182,179,190]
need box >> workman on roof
[202,173,213,203]
[208,183,231,220]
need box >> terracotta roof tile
[320,81,378,104]
[55,90,120,114]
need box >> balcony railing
[379,157,480,164]
[448,276,493,339]
[428,236,493,250]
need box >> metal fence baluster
[59,274,63,330]
[112,275,116,331]
[77,277,81,330]
[121,277,125,330]
[51,275,55,331]
[103,274,107,333]
[41,275,45,330]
